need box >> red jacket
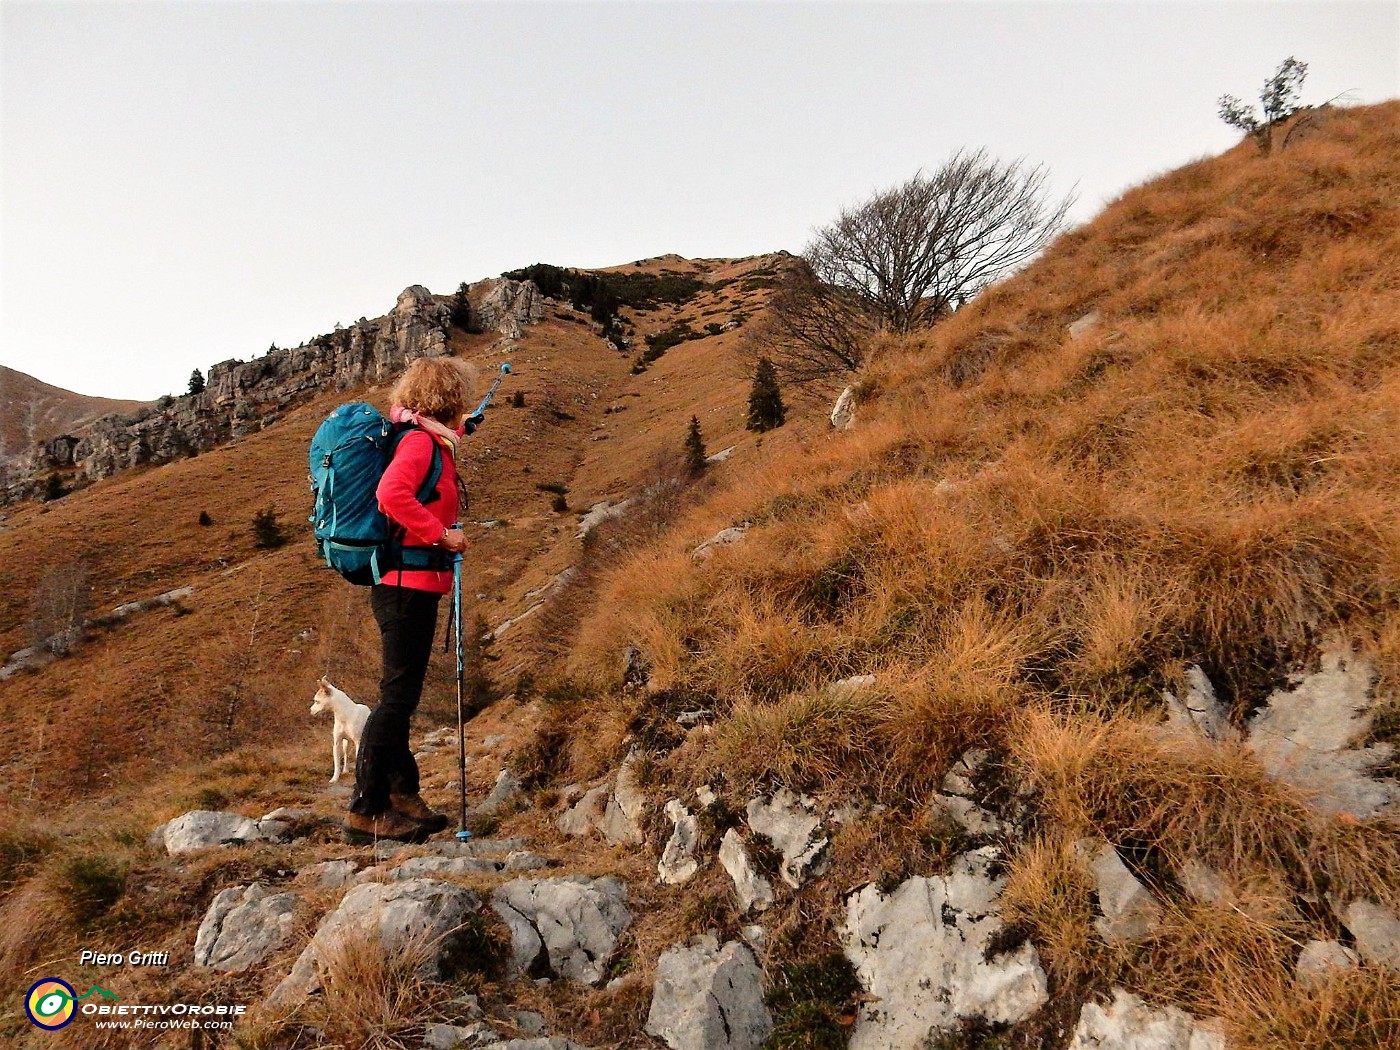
[375,427,458,593]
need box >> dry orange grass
[561,103,1400,1043]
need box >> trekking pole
[452,543,472,842]
[471,362,512,417]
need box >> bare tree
[810,150,1073,333]
[747,258,875,385]
[753,151,1071,383]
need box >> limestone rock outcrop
[645,936,772,1050]
[3,281,543,504]
[842,848,1048,1048]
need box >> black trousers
[349,585,441,815]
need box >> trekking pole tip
[455,829,474,841]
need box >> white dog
[310,678,371,784]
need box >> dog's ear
[318,676,330,690]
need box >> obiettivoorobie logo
[24,978,119,1030]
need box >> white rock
[1295,939,1360,984]
[557,784,611,838]
[491,876,632,985]
[261,807,312,823]
[266,879,480,1011]
[502,851,554,873]
[599,752,646,846]
[696,785,718,809]
[659,799,701,885]
[1246,646,1398,819]
[745,788,828,888]
[1083,840,1163,943]
[692,525,750,561]
[941,749,991,797]
[843,848,1048,1049]
[302,859,359,888]
[193,883,297,972]
[1164,666,1234,742]
[1175,858,1234,908]
[1342,899,1400,969]
[477,769,523,815]
[1067,310,1102,340]
[831,386,858,429]
[719,830,774,914]
[645,936,772,1050]
[162,811,264,854]
[578,500,633,540]
[932,793,1004,837]
[1068,987,1224,1050]
[826,675,878,701]
[425,1021,500,1048]
[390,856,500,879]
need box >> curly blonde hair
[390,356,477,424]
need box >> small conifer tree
[747,357,786,433]
[684,415,708,476]
[188,369,205,395]
[251,505,287,549]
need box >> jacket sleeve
[376,430,446,546]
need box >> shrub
[58,855,127,925]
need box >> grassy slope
[0,255,815,1046]
[560,103,1400,1046]
[0,366,148,457]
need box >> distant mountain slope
[0,365,147,456]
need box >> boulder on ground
[831,386,858,429]
[160,810,276,854]
[1340,899,1400,969]
[194,883,297,972]
[491,876,631,985]
[1245,646,1398,820]
[1295,939,1360,984]
[265,879,480,1012]
[645,935,772,1050]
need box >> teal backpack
[308,402,447,585]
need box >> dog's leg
[330,732,343,783]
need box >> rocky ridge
[0,279,541,504]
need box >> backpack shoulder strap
[386,423,444,507]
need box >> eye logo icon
[26,979,77,1029]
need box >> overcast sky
[2,1,1397,401]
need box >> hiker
[343,356,478,845]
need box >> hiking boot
[390,793,450,835]
[342,808,432,845]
